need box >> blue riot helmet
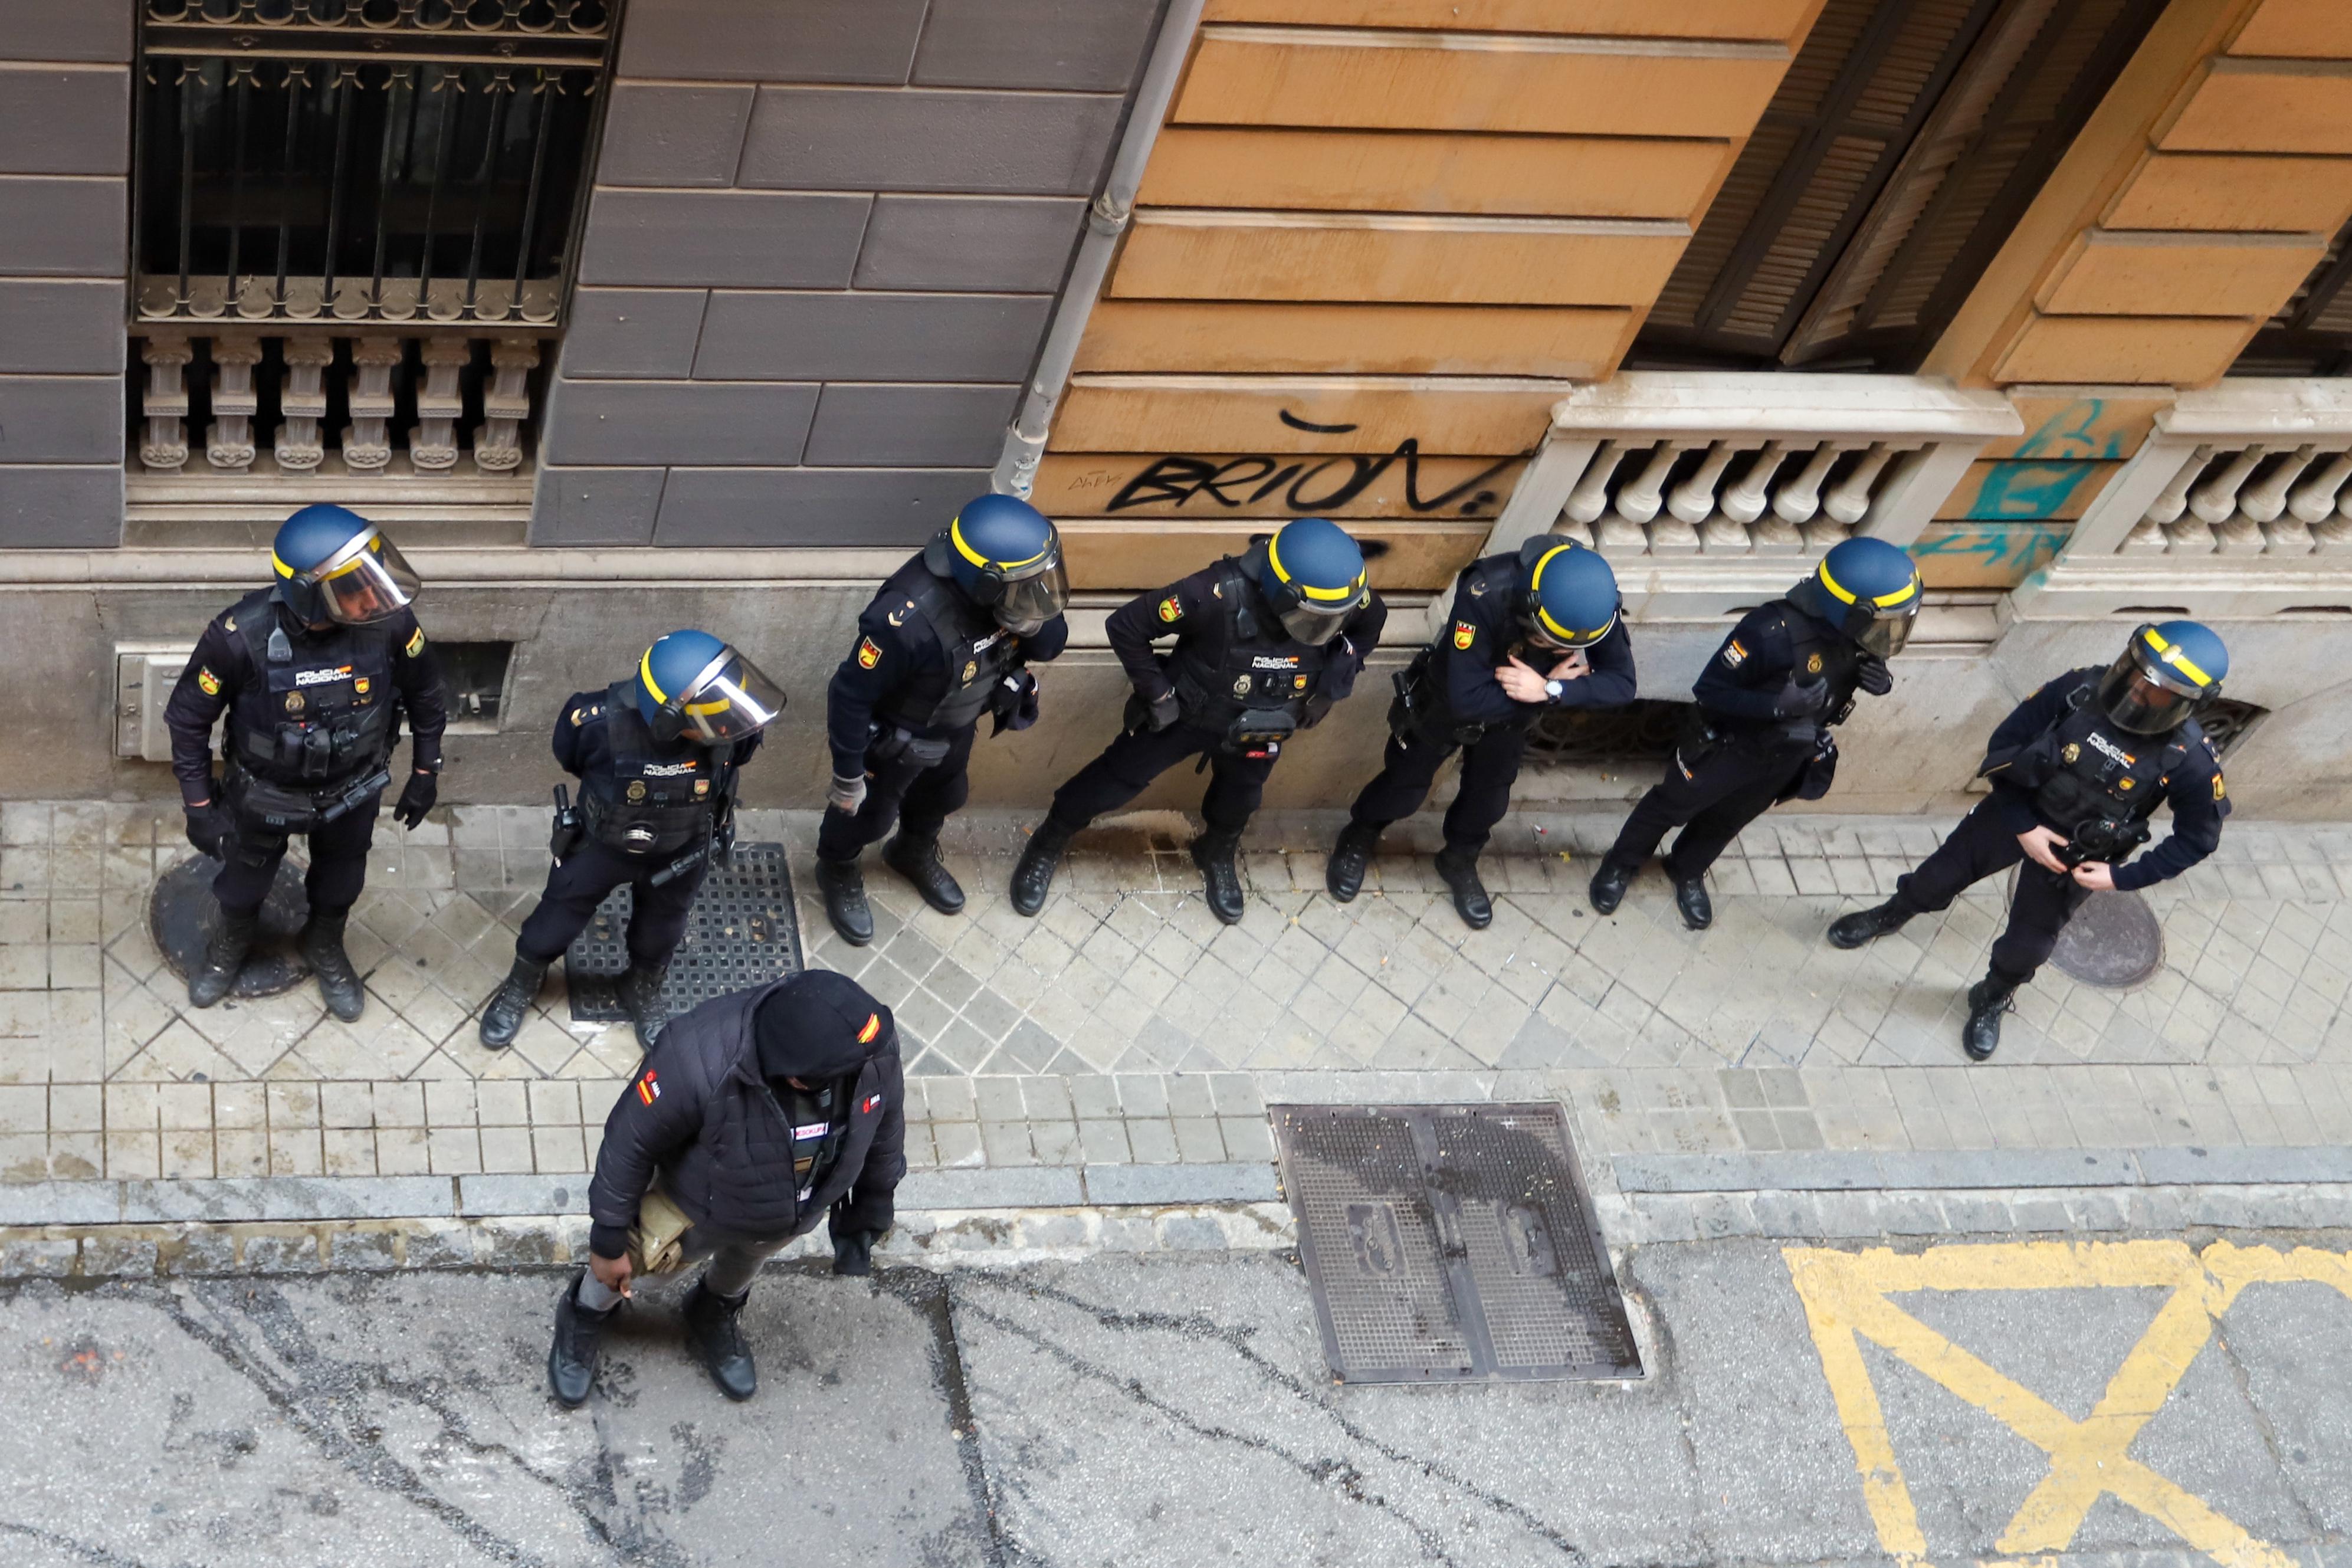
[270,504,420,626]
[1257,516,1369,644]
[1785,536,1921,658]
[2099,620,2228,735]
[923,494,1067,635]
[635,629,788,747]
[1515,536,1620,649]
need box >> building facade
[9,0,2352,818]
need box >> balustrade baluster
[475,336,539,473]
[342,335,402,472]
[204,333,262,471]
[1612,442,1679,525]
[2241,444,2314,523]
[2189,444,2265,525]
[411,337,470,471]
[1563,439,1626,525]
[2289,450,2352,523]
[1720,441,1790,525]
[1823,442,1896,526]
[2120,517,2168,553]
[274,337,333,471]
[139,334,192,474]
[1667,439,1747,525]
[2144,444,2212,525]
[1771,443,1840,524]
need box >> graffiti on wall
[1908,521,2070,588]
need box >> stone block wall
[0,0,130,547]
[533,0,1165,549]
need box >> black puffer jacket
[586,979,906,1259]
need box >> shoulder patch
[196,667,220,697]
[2213,772,2227,802]
[857,636,883,670]
[1452,620,1477,650]
[635,1070,660,1106]
[887,602,909,627]
[1721,639,1748,668]
[1157,594,1182,624]
[404,626,426,658]
[569,706,585,727]
[222,615,237,634]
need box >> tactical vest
[1704,600,1862,744]
[872,557,1025,736]
[1169,560,1335,733]
[1407,555,1527,739]
[2026,691,2187,832]
[580,680,724,858]
[227,589,399,789]
[779,1078,854,1204]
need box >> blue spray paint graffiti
[1966,460,2100,520]
[1908,523,2069,577]
[2012,397,2130,460]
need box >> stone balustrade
[2019,380,2352,619]
[134,332,541,481]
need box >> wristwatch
[1543,679,1565,702]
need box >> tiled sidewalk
[5,799,2352,1201]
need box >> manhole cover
[566,842,803,1028]
[1271,1103,1641,1383]
[149,853,311,999]
[2049,887,2164,988]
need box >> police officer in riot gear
[1330,537,1635,929]
[1589,535,1920,930]
[1012,516,1387,925]
[165,504,447,1021]
[816,495,1070,944]
[478,631,783,1051]
[1826,621,2230,1061]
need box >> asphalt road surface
[0,1238,2345,1566]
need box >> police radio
[549,785,582,863]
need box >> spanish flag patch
[1452,621,1476,650]
[635,1071,660,1106]
[857,637,883,670]
[857,1012,881,1044]
[405,626,426,658]
[863,1094,882,1114]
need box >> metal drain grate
[566,842,803,1026]
[1271,1103,1641,1384]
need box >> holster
[1782,737,1840,803]
[227,763,389,835]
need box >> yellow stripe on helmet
[638,647,669,704]
[271,553,295,579]
[2142,625,2215,687]
[1268,531,1365,603]
[1816,558,1918,609]
[949,513,1051,573]
[1528,544,1615,642]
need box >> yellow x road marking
[1784,1240,2352,1568]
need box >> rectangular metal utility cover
[1271,1103,1641,1384]
[567,842,803,1025]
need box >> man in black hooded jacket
[548,969,906,1405]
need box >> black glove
[1855,655,1892,697]
[832,1229,877,1277]
[184,802,231,860]
[1146,690,1181,731]
[392,769,438,829]
[1773,680,1832,719]
[989,670,1041,737]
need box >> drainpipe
[991,0,1208,500]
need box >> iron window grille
[133,0,618,333]
[1522,700,1692,770]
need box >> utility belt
[580,789,710,860]
[1674,710,1839,802]
[1127,690,1295,759]
[225,759,391,835]
[2049,814,2153,868]
[866,722,955,775]
[1387,648,1498,747]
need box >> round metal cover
[2050,888,2163,989]
[149,853,311,999]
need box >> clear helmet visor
[993,558,1069,635]
[1855,605,1918,660]
[2098,656,2200,735]
[674,649,788,745]
[1278,602,1356,646]
[312,534,421,625]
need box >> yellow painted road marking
[1785,1241,2352,1568]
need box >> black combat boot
[1961,973,2020,1062]
[1828,901,1913,950]
[815,857,873,946]
[547,1272,615,1408]
[1587,861,1633,916]
[478,954,547,1049]
[1672,871,1713,931]
[1434,846,1493,930]
[1191,828,1246,926]
[301,910,365,1022]
[1009,818,1075,918]
[188,910,259,1009]
[881,832,965,915]
[1326,821,1380,902]
[617,962,670,1049]
[683,1280,757,1401]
